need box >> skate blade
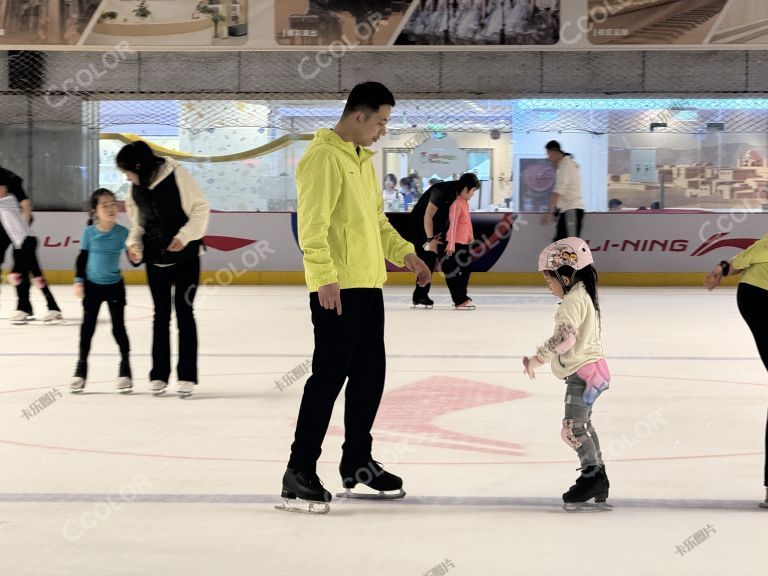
[335,488,406,500]
[563,502,613,513]
[759,502,768,509]
[274,498,330,515]
[118,388,133,394]
[70,388,84,394]
[411,304,433,309]
[152,389,167,396]
[178,392,192,398]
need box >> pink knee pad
[561,418,582,449]
[8,272,22,286]
[32,276,46,289]
[577,358,611,407]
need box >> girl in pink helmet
[522,237,612,512]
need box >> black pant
[441,243,472,305]
[11,236,59,315]
[288,288,385,471]
[146,258,199,383]
[555,209,584,241]
[79,280,130,363]
[737,282,768,487]
[412,239,472,305]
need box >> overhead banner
[0,0,766,49]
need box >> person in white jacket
[117,141,210,398]
[542,140,585,241]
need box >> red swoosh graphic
[328,376,528,456]
[690,233,729,257]
[203,235,259,252]
[693,237,757,257]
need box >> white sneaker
[70,377,85,394]
[150,380,168,396]
[10,310,30,324]
[42,310,63,324]
[177,380,195,398]
[117,376,133,394]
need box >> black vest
[131,170,200,265]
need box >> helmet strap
[554,269,577,294]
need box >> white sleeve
[173,166,210,247]
[124,187,144,250]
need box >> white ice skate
[150,380,168,396]
[10,310,31,325]
[70,377,86,394]
[42,310,63,324]
[116,376,132,394]
[177,381,194,398]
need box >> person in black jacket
[406,173,480,308]
[117,142,209,398]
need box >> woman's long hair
[116,141,164,188]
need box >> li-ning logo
[585,234,759,255]
[42,235,260,252]
[587,239,689,253]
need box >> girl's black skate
[275,468,331,514]
[562,465,611,512]
[412,296,434,309]
[336,460,406,499]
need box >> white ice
[0,285,766,575]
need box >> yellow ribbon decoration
[100,133,313,163]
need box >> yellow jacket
[297,128,414,292]
[732,232,768,292]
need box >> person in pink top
[443,184,476,310]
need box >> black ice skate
[412,296,434,309]
[275,468,331,514]
[336,460,406,500]
[562,465,611,512]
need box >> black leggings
[79,280,130,363]
[11,236,59,314]
[736,282,768,487]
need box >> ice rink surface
[0,284,765,576]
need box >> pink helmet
[538,237,594,272]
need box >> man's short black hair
[343,82,396,116]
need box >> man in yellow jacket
[279,82,431,513]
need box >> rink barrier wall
[11,211,768,287]
[29,271,741,288]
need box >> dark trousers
[79,280,130,363]
[288,288,385,471]
[412,240,472,305]
[737,282,768,487]
[10,236,59,314]
[146,258,199,383]
[555,209,584,241]
[441,243,472,305]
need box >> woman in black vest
[117,142,210,397]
